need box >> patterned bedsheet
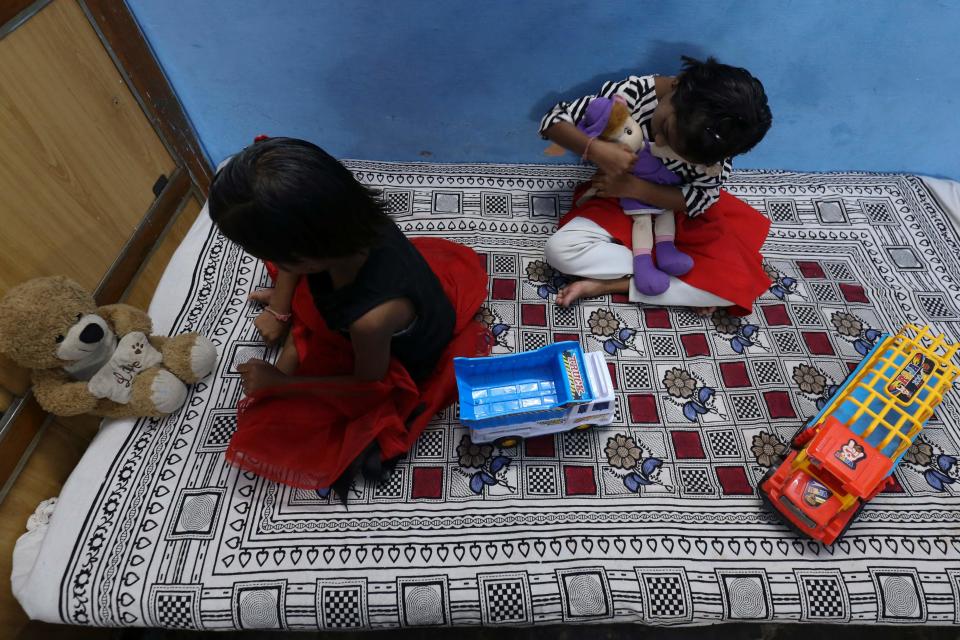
[13,163,960,629]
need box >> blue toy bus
[454,342,616,447]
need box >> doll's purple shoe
[633,254,670,295]
[654,240,693,276]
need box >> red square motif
[644,308,671,329]
[802,332,835,355]
[761,304,791,326]
[797,261,826,278]
[563,466,597,495]
[411,467,443,499]
[607,362,618,390]
[611,293,630,304]
[715,466,753,495]
[521,304,547,326]
[720,361,751,388]
[763,391,796,418]
[491,278,517,300]
[839,283,869,303]
[628,394,659,424]
[882,475,905,493]
[680,333,710,357]
[671,431,706,459]
[553,333,580,344]
[525,435,556,457]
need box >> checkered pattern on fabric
[484,580,526,622]
[321,588,363,628]
[644,575,687,618]
[156,594,194,629]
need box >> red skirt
[226,238,491,489]
[559,183,771,316]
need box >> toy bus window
[578,405,589,414]
[593,401,610,412]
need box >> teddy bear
[0,276,217,418]
[575,95,721,296]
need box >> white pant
[545,217,733,308]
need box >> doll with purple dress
[575,95,712,296]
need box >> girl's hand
[588,139,637,176]
[249,288,288,344]
[236,359,289,394]
[592,170,639,199]
[253,311,288,345]
[248,288,273,305]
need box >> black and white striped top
[539,74,731,218]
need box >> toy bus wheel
[494,436,521,448]
[574,423,594,431]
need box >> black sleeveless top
[307,222,455,381]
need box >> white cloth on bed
[12,166,960,629]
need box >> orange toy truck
[759,325,959,545]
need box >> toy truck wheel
[494,436,522,448]
[758,465,779,494]
[835,499,865,542]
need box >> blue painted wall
[128,0,960,178]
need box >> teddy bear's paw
[152,369,188,414]
[190,336,218,380]
[160,333,217,383]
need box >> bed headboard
[0,0,213,500]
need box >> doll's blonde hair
[601,100,631,139]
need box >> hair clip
[253,134,270,143]
[705,127,723,142]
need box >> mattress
[12,163,960,629]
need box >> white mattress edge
[921,175,960,229]
[12,419,134,621]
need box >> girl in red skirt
[208,137,488,495]
[540,57,774,315]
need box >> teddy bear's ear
[48,276,95,306]
[0,305,39,368]
[0,303,20,357]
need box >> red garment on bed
[559,183,771,316]
[226,238,490,490]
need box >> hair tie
[582,136,598,163]
[253,134,270,143]
[263,306,291,322]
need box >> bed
[11,162,960,630]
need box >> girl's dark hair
[208,137,389,263]
[671,56,772,165]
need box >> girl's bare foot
[556,277,630,307]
